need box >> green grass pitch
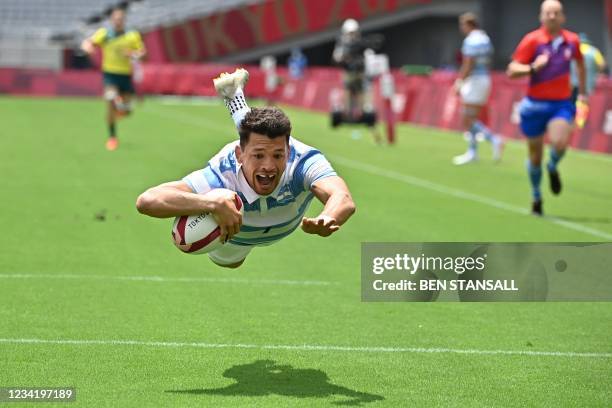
[0,96,610,407]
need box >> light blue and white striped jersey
[462,29,493,76]
[183,137,336,247]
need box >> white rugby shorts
[208,243,253,266]
[460,75,491,105]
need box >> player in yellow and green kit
[81,8,146,151]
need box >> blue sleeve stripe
[182,177,196,192]
[203,166,225,189]
[309,170,337,187]
[292,150,324,192]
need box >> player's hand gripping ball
[171,189,243,254]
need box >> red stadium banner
[1,65,611,154]
[143,0,431,62]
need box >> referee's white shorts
[460,75,491,106]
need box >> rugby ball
[171,189,243,254]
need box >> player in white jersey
[452,12,504,165]
[136,69,356,268]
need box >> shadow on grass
[166,359,384,406]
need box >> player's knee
[529,156,542,166]
[104,87,118,101]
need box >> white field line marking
[330,155,612,241]
[0,338,610,358]
[143,105,612,240]
[0,273,335,286]
[410,123,612,164]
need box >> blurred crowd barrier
[1,65,611,154]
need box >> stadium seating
[0,0,117,69]
[127,0,263,32]
[0,0,262,69]
[0,0,117,37]
[0,0,262,40]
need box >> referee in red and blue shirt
[507,0,586,216]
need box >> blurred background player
[331,18,382,143]
[507,0,586,216]
[260,55,280,105]
[81,7,146,151]
[452,12,503,165]
[571,33,607,128]
[332,19,365,115]
[288,47,308,80]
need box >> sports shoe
[548,168,562,195]
[213,68,249,100]
[452,150,478,165]
[492,137,505,162]
[106,137,119,151]
[531,199,543,216]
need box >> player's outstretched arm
[81,28,107,58]
[302,176,356,237]
[136,181,242,240]
[80,38,96,56]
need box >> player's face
[540,1,565,32]
[111,10,125,31]
[459,22,470,35]
[236,133,289,195]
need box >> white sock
[225,88,251,128]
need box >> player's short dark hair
[239,107,291,147]
[459,12,479,28]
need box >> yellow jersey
[91,27,145,75]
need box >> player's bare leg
[105,100,118,151]
[453,104,480,165]
[545,118,572,195]
[361,87,381,145]
[103,86,120,150]
[114,93,133,118]
[527,136,545,215]
[454,103,503,165]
